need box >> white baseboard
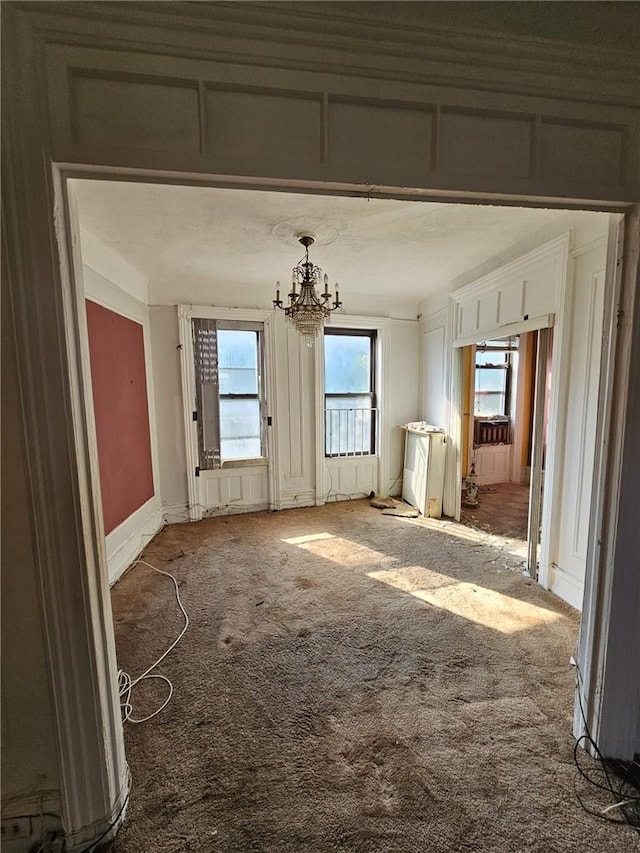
[550,564,584,611]
[1,791,61,853]
[279,490,317,510]
[160,502,191,523]
[203,501,269,517]
[106,496,163,586]
[1,779,129,853]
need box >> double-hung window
[324,328,377,457]
[474,341,513,417]
[192,318,266,469]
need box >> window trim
[192,318,268,468]
[473,346,513,418]
[219,323,266,463]
[314,315,388,504]
[323,327,377,458]
[178,306,278,521]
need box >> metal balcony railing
[324,407,377,457]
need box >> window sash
[474,347,512,417]
[192,319,266,469]
[324,329,377,457]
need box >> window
[324,329,376,456]
[192,319,266,469]
[474,340,514,417]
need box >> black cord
[8,813,61,823]
[572,661,640,835]
[76,791,130,853]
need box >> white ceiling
[73,180,592,304]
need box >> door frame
[12,157,640,850]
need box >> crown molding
[9,2,639,108]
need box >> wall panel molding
[36,22,639,202]
[27,3,639,107]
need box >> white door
[402,430,429,512]
[550,246,606,608]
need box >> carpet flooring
[109,500,639,852]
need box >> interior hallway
[109,501,638,853]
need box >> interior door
[550,246,607,607]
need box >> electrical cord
[572,659,640,835]
[118,559,189,724]
[319,460,403,505]
[387,467,403,496]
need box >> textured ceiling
[73,180,586,302]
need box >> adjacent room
[64,180,637,850]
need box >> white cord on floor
[118,559,189,724]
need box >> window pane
[219,398,261,459]
[325,394,373,455]
[475,367,507,393]
[476,350,508,366]
[324,334,371,393]
[218,330,258,395]
[475,392,506,417]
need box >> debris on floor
[109,500,616,853]
[369,494,397,509]
[381,505,420,518]
[370,493,420,517]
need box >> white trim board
[550,565,584,612]
[106,496,163,586]
[452,313,555,348]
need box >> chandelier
[273,234,342,345]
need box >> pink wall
[85,300,154,535]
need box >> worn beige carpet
[109,500,639,852]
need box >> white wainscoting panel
[452,236,568,346]
[106,496,163,585]
[42,22,639,202]
[439,110,532,179]
[323,457,378,502]
[421,325,446,428]
[329,98,433,169]
[199,466,269,516]
[206,86,323,164]
[72,73,201,152]
[473,444,512,485]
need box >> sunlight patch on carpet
[283,533,393,568]
[368,568,562,634]
[282,532,335,545]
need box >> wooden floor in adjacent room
[108,500,639,853]
[460,481,530,542]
